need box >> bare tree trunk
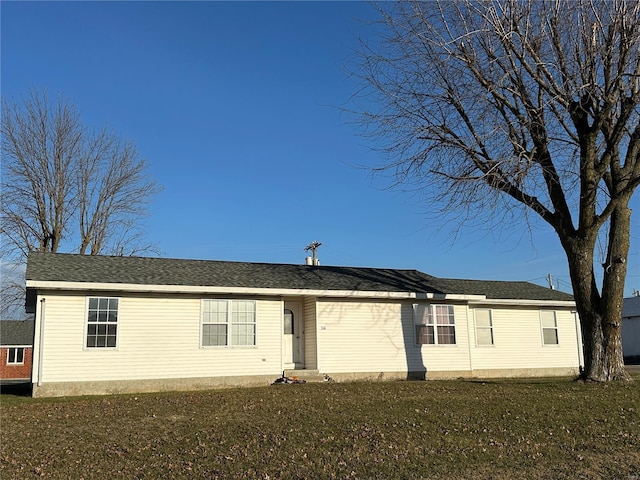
[598,204,631,381]
[564,205,631,382]
[349,0,640,381]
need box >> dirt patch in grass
[2,377,639,479]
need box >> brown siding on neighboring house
[0,346,33,381]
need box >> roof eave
[468,298,576,308]
[26,281,574,305]
[26,280,489,300]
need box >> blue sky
[2,1,638,295]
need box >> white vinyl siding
[467,306,580,371]
[32,293,281,384]
[622,316,640,357]
[303,297,318,370]
[30,289,581,387]
[316,300,469,374]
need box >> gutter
[37,298,45,388]
[573,310,584,372]
[25,280,576,306]
[25,280,488,301]
[467,298,576,308]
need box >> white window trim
[84,296,120,350]
[413,304,457,346]
[6,347,25,365]
[474,308,495,347]
[540,310,559,346]
[200,299,257,348]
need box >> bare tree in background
[353,0,640,381]
[1,90,161,317]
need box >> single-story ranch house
[26,252,582,397]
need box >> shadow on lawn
[460,377,577,386]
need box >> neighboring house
[622,296,640,361]
[25,252,582,397]
[0,319,34,384]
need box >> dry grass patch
[1,377,639,479]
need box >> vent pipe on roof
[304,241,322,266]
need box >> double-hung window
[202,299,256,347]
[541,310,559,345]
[414,304,456,345]
[86,297,118,348]
[475,309,494,346]
[7,347,25,365]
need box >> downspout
[573,310,584,374]
[466,305,474,373]
[280,298,284,376]
[37,298,46,387]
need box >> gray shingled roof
[427,277,574,301]
[0,320,34,346]
[623,296,640,318]
[26,252,574,302]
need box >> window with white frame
[541,310,559,345]
[86,297,118,348]
[414,304,456,345]
[7,347,25,365]
[475,309,494,346]
[202,299,256,347]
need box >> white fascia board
[26,280,491,301]
[27,280,429,299]
[27,281,568,305]
[467,298,576,308]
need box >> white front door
[283,302,304,369]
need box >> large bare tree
[1,90,161,317]
[353,0,640,381]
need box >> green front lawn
[2,377,639,479]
